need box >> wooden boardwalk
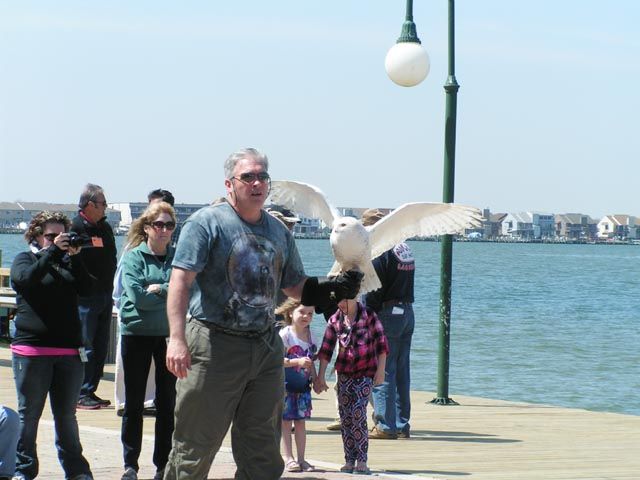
[1,345,638,479]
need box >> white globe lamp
[385,41,430,87]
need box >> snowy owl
[269,180,482,294]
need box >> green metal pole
[431,0,459,405]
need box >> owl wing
[269,180,339,228]
[368,203,482,259]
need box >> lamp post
[385,0,460,405]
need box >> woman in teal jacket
[119,201,177,480]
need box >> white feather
[369,203,483,259]
[270,180,338,228]
[269,181,482,295]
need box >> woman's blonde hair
[275,297,302,326]
[126,201,176,248]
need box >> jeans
[0,405,19,477]
[12,354,92,480]
[372,303,414,435]
[164,319,285,480]
[78,292,113,398]
[121,335,175,472]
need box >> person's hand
[373,369,385,386]
[334,270,364,301]
[166,337,191,379]
[296,357,313,369]
[53,232,70,251]
[313,377,328,394]
[146,284,162,294]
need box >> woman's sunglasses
[43,233,58,241]
[149,221,176,231]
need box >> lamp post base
[429,397,459,405]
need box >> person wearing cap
[267,205,301,233]
[361,208,415,440]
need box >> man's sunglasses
[232,172,271,184]
[149,221,176,231]
[43,233,58,241]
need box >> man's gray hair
[224,148,269,179]
[78,183,105,209]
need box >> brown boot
[369,425,398,440]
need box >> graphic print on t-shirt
[224,233,283,328]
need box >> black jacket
[363,243,415,313]
[71,213,117,295]
[11,246,93,348]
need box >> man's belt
[192,318,271,339]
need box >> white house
[502,212,555,239]
[597,215,638,240]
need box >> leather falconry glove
[301,270,364,312]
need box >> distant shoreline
[3,230,638,245]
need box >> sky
[1,1,638,219]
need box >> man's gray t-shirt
[172,202,306,332]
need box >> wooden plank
[1,345,638,479]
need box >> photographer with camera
[10,211,95,480]
[72,183,118,410]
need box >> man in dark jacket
[73,183,118,409]
[362,208,416,440]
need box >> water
[2,234,639,416]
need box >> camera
[68,232,93,248]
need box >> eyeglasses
[43,233,58,241]
[232,172,271,184]
[91,200,108,207]
[149,221,176,231]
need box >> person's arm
[165,267,197,379]
[370,309,390,386]
[10,248,62,288]
[282,270,364,311]
[374,353,387,386]
[314,358,329,394]
[121,251,167,310]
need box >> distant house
[502,212,555,239]
[110,202,207,230]
[0,202,120,231]
[555,213,598,240]
[480,209,507,239]
[597,215,638,240]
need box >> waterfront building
[501,212,556,240]
[110,202,208,231]
[555,213,598,241]
[597,214,639,240]
[0,202,120,232]
[478,209,507,239]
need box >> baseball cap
[267,205,301,224]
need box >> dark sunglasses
[43,233,58,241]
[232,172,271,184]
[149,221,176,231]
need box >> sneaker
[325,419,342,431]
[398,429,410,439]
[369,425,398,440]
[121,467,138,480]
[77,396,102,410]
[89,393,111,407]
